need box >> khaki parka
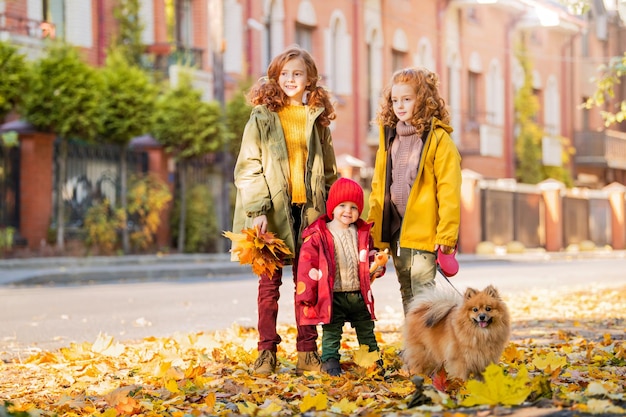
[367,117,461,252]
[232,104,338,261]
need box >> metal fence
[52,140,148,234]
[480,180,616,250]
[0,145,19,229]
[481,183,544,248]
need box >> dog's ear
[484,285,500,298]
[464,288,477,299]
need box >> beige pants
[390,235,436,315]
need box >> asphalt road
[2,257,626,359]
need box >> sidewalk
[0,253,249,286]
[1,249,625,286]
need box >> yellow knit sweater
[278,105,308,204]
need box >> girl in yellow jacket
[367,67,462,315]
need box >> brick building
[2,0,626,252]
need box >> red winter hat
[326,178,364,219]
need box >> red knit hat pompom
[326,178,364,219]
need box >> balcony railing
[146,43,204,77]
[574,129,626,169]
[0,13,55,39]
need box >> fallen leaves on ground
[1,284,625,416]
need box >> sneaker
[253,350,276,375]
[295,351,322,375]
[321,358,343,376]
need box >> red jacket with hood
[295,215,383,325]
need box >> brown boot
[253,350,276,375]
[295,351,322,375]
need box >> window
[43,0,64,39]
[327,12,351,95]
[295,24,313,53]
[468,71,479,123]
[177,0,193,46]
[392,49,406,73]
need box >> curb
[1,250,625,286]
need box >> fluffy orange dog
[402,285,511,380]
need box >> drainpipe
[246,0,252,77]
[562,32,581,154]
[436,0,448,75]
[97,0,105,65]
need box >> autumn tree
[152,72,227,252]
[112,0,146,67]
[514,44,544,184]
[0,41,29,122]
[225,80,253,159]
[99,50,158,253]
[21,42,102,250]
[557,0,626,127]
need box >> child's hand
[370,267,386,282]
[369,249,389,283]
[252,215,268,234]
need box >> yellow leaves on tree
[223,227,292,278]
[461,364,532,407]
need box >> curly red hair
[246,45,336,127]
[376,67,450,134]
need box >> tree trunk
[56,138,67,251]
[178,160,187,253]
[121,146,129,253]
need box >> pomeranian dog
[402,285,510,380]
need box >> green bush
[171,183,217,253]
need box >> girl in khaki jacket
[367,67,462,315]
[231,46,337,375]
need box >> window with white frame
[65,0,92,47]
[177,0,192,47]
[264,0,285,70]
[367,28,383,126]
[486,60,504,126]
[296,24,313,54]
[296,0,315,54]
[326,11,351,95]
[391,29,408,72]
[468,71,480,124]
[544,76,560,136]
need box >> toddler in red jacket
[295,178,386,376]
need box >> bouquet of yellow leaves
[223,227,292,279]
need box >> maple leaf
[430,367,461,393]
[331,397,358,414]
[532,352,568,373]
[353,345,380,368]
[103,386,141,415]
[502,343,525,364]
[300,393,328,412]
[461,364,532,407]
[223,228,292,278]
[91,332,125,357]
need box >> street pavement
[2,248,626,286]
[2,250,626,417]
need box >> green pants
[390,232,437,315]
[320,291,379,362]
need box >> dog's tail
[406,287,461,327]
